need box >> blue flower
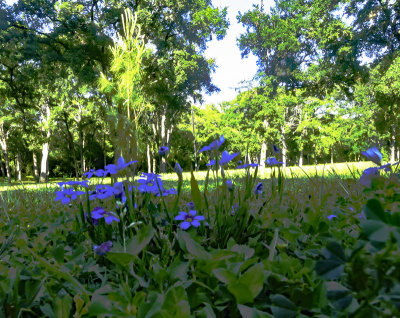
[254,182,263,195]
[159,146,169,156]
[219,150,239,166]
[83,169,96,179]
[226,179,233,191]
[361,147,382,166]
[93,241,113,256]
[187,201,195,210]
[55,188,85,204]
[231,203,239,215]
[174,163,183,174]
[206,160,216,167]
[105,156,137,175]
[57,180,89,189]
[199,135,224,153]
[359,167,380,187]
[237,163,258,169]
[265,157,283,166]
[327,214,337,221]
[137,173,163,194]
[94,169,107,177]
[174,210,205,230]
[91,206,120,224]
[90,185,115,200]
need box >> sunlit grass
[0,161,373,193]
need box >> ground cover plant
[1,136,400,317]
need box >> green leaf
[228,263,265,304]
[178,231,210,260]
[270,294,298,318]
[364,198,387,223]
[315,259,345,280]
[238,304,273,317]
[126,225,155,255]
[159,286,191,317]
[106,252,136,267]
[191,170,204,211]
[360,220,391,242]
[51,246,65,264]
[54,295,73,318]
[322,241,346,262]
[212,268,236,285]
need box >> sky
[201,0,270,106]
[4,0,273,105]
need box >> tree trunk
[281,124,287,168]
[192,107,198,171]
[0,151,5,181]
[299,148,303,167]
[32,152,39,182]
[260,141,267,168]
[80,130,85,176]
[391,125,396,162]
[40,103,51,183]
[16,152,22,181]
[331,147,334,165]
[0,140,11,184]
[160,114,167,173]
[147,142,151,173]
[397,147,400,162]
[40,141,49,182]
[152,156,156,173]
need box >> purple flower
[206,160,216,167]
[174,210,205,230]
[187,202,195,210]
[137,173,163,194]
[254,182,263,195]
[83,169,96,179]
[57,180,89,189]
[359,167,380,187]
[327,214,337,221]
[90,185,115,200]
[199,135,224,153]
[91,207,120,224]
[219,150,239,166]
[226,179,233,191]
[159,146,169,156]
[174,163,183,174]
[93,241,113,256]
[231,203,239,215]
[237,163,258,169]
[94,169,107,177]
[265,157,283,166]
[55,188,86,204]
[361,147,382,166]
[105,156,137,175]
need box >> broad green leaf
[360,220,391,242]
[315,259,345,280]
[178,231,210,260]
[270,294,298,318]
[322,241,346,262]
[238,304,273,317]
[364,198,387,223]
[54,295,72,318]
[127,225,155,255]
[212,268,236,285]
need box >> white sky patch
[201,0,275,106]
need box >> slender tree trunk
[331,147,334,165]
[281,124,287,168]
[80,130,85,176]
[40,141,50,183]
[260,141,267,168]
[152,157,156,173]
[40,103,51,183]
[0,151,5,181]
[16,152,22,181]
[147,142,151,173]
[299,149,303,167]
[397,147,400,162]
[192,107,198,171]
[160,114,167,173]
[0,141,11,184]
[391,125,396,162]
[103,131,107,167]
[32,152,39,182]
